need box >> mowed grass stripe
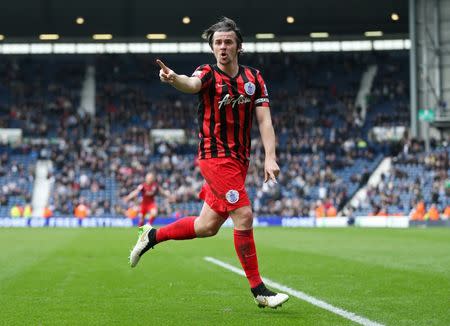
[0,228,353,325]
[0,227,449,325]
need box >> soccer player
[129,17,289,308]
[123,172,171,227]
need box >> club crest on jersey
[244,82,256,96]
[226,190,240,204]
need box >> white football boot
[251,283,289,308]
[129,225,157,268]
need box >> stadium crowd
[1,52,448,219]
[350,138,450,218]
[0,145,36,217]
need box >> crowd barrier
[0,216,427,228]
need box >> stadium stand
[0,145,36,217]
[0,56,85,138]
[1,51,447,219]
[365,52,410,130]
[353,141,449,217]
[92,52,381,217]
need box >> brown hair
[202,17,243,51]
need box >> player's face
[145,173,154,183]
[212,31,240,66]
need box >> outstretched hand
[264,157,280,183]
[156,59,177,84]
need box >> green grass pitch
[0,227,449,325]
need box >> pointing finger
[156,59,170,73]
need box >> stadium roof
[0,0,408,41]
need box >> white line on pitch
[204,256,385,326]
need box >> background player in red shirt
[129,17,288,308]
[124,172,172,227]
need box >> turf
[0,227,449,325]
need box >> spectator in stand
[74,203,89,219]
[315,200,326,218]
[23,204,32,218]
[442,206,450,220]
[10,204,22,218]
[43,206,53,218]
[425,204,440,221]
[326,202,337,217]
[411,201,426,221]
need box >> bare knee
[194,219,221,238]
[230,206,253,230]
[199,225,219,237]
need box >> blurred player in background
[129,17,288,308]
[123,172,172,227]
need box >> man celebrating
[123,172,171,227]
[129,17,288,309]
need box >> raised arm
[255,106,279,183]
[157,186,171,198]
[158,185,176,202]
[157,59,202,94]
[123,184,143,202]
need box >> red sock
[233,229,263,288]
[148,216,156,225]
[156,216,197,243]
[137,219,145,227]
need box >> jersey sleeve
[254,71,270,108]
[191,64,213,91]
